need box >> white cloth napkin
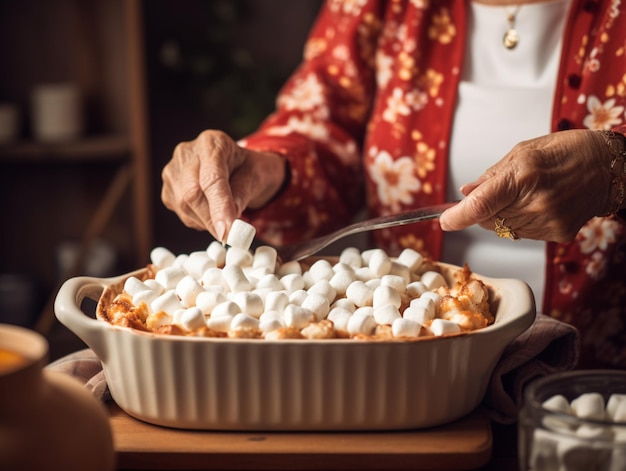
[45,313,580,424]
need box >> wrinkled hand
[161,130,286,241]
[439,130,613,242]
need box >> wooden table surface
[108,402,495,470]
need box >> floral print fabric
[240,0,626,368]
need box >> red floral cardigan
[240,0,626,368]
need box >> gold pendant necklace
[503,6,521,49]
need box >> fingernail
[214,221,226,243]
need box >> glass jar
[519,370,626,471]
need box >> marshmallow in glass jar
[519,370,626,471]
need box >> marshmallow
[211,300,241,318]
[542,394,571,414]
[281,273,305,293]
[155,266,186,290]
[284,304,315,329]
[253,245,278,272]
[368,249,392,277]
[338,247,362,268]
[206,240,226,267]
[276,260,302,277]
[365,278,381,291]
[288,289,308,306]
[184,251,216,279]
[123,276,150,296]
[259,314,284,334]
[353,306,374,317]
[347,311,376,336]
[406,281,428,298]
[201,267,228,289]
[150,246,176,269]
[255,273,283,291]
[259,310,284,324]
[264,290,289,313]
[354,266,374,282]
[373,285,401,310]
[607,394,626,421]
[408,297,437,325]
[308,259,334,282]
[396,248,424,272]
[226,219,256,250]
[327,307,352,331]
[178,306,206,331]
[175,275,205,308]
[301,292,330,322]
[302,270,315,289]
[132,289,159,311]
[392,318,421,338]
[195,290,227,314]
[420,291,442,305]
[225,246,254,267]
[329,270,356,296]
[332,262,355,274]
[430,318,461,336]
[612,398,626,423]
[402,303,432,326]
[230,313,260,332]
[420,271,448,291]
[173,254,189,269]
[360,249,376,265]
[222,264,253,293]
[144,279,165,294]
[373,304,401,325]
[380,274,406,294]
[345,281,374,307]
[206,314,233,333]
[571,393,606,421]
[151,290,183,315]
[232,291,264,318]
[307,279,337,303]
[331,298,356,313]
[389,261,411,285]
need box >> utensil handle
[324,200,459,249]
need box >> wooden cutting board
[108,403,492,470]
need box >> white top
[443,0,571,308]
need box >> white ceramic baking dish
[54,262,535,431]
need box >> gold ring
[495,217,519,241]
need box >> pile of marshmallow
[528,392,626,470]
[117,219,480,340]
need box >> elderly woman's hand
[161,130,286,241]
[439,130,615,242]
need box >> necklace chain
[503,6,521,49]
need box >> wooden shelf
[0,0,152,337]
[0,135,132,163]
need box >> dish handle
[54,276,111,360]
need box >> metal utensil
[275,201,459,262]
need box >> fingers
[439,167,517,231]
[161,130,288,242]
[161,130,244,241]
[439,130,611,243]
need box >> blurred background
[0,0,322,358]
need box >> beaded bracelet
[600,130,626,216]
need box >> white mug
[31,83,83,142]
